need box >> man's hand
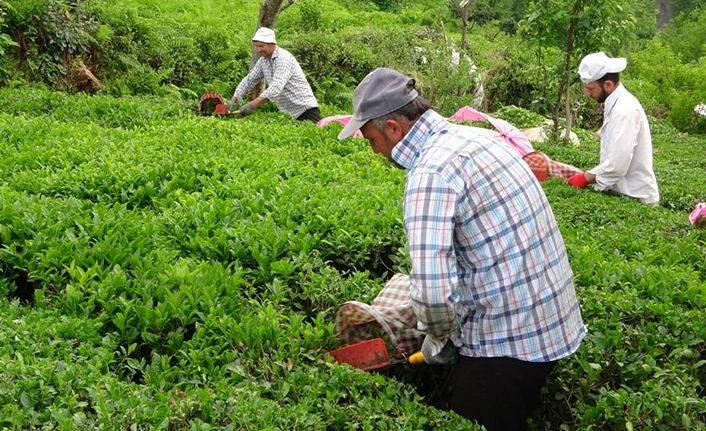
[239,102,255,116]
[227,97,239,112]
[568,172,589,188]
[421,336,456,365]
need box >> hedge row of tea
[1,88,705,430]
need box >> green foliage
[621,0,659,42]
[481,41,565,115]
[0,0,702,137]
[0,0,18,82]
[371,0,399,12]
[286,24,485,112]
[627,39,706,134]
[531,130,706,428]
[0,0,261,95]
[298,0,323,31]
[413,47,484,116]
[4,0,97,85]
[493,104,546,128]
[666,0,704,15]
[661,3,706,62]
[0,86,491,430]
[499,18,519,35]
[87,0,253,96]
[1,85,705,430]
[467,0,528,24]
[522,0,634,53]
[284,30,376,108]
[519,0,635,134]
[469,0,494,25]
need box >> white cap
[578,52,627,84]
[252,27,276,44]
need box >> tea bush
[1,86,705,430]
[0,88,481,430]
[627,39,706,134]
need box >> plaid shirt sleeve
[233,59,264,104]
[259,54,294,100]
[404,171,459,340]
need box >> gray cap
[338,68,418,140]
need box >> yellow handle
[408,351,424,365]
[234,110,241,115]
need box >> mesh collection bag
[335,273,424,357]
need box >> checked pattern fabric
[233,46,318,119]
[335,273,424,357]
[197,92,226,115]
[390,110,585,362]
[522,151,583,182]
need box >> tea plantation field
[1,87,705,430]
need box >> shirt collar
[267,46,280,62]
[604,83,625,117]
[391,110,446,170]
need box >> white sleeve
[233,60,264,104]
[588,110,639,188]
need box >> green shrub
[661,3,706,62]
[371,0,398,12]
[298,0,323,31]
[627,39,706,134]
[4,0,97,85]
[285,25,428,108]
[1,85,706,430]
[493,104,546,128]
[481,42,564,115]
[499,18,519,35]
[469,0,494,25]
[0,0,18,82]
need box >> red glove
[567,173,589,188]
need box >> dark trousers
[296,107,321,122]
[449,356,556,431]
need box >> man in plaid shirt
[339,68,586,431]
[228,27,320,122]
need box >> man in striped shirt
[228,27,320,122]
[339,68,586,431]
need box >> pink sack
[449,106,488,122]
[317,115,363,138]
[689,203,706,227]
[449,106,534,157]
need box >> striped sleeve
[233,59,265,103]
[260,54,295,100]
[405,171,459,339]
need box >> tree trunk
[553,0,579,138]
[655,0,675,29]
[563,2,580,140]
[458,0,474,50]
[461,4,468,50]
[564,77,572,140]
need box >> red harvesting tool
[197,92,240,116]
[328,338,424,371]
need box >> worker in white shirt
[567,52,660,205]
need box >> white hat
[578,52,627,84]
[252,27,276,44]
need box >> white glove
[421,335,457,365]
[228,95,241,111]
